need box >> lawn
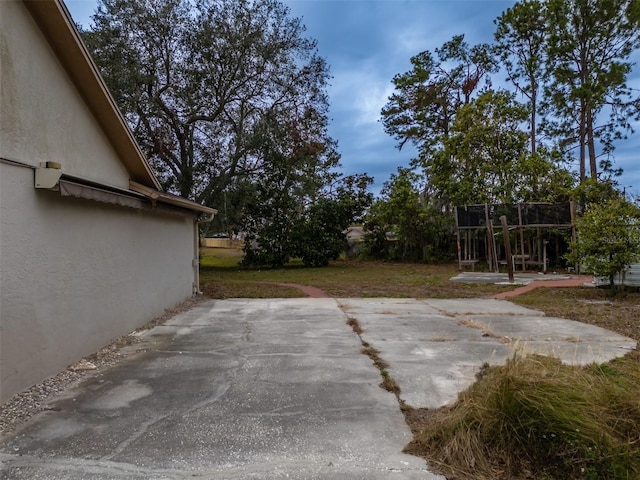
[199,247,515,299]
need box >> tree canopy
[83,0,334,225]
[545,0,640,183]
[381,0,640,210]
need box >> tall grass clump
[406,352,640,479]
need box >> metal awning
[59,179,146,209]
[55,177,216,219]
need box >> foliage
[572,177,623,210]
[380,32,578,212]
[292,175,373,267]
[516,148,576,202]
[567,197,640,288]
[545,0,640,183]
[362,168,455,262]
[407,353,640,480]
[380,35,497,157]
[379,0,639,236]
[494,0,548,155]
[83,0,333,220]
[426,90,575,205]
[432,90,528,205]
[241,155,373,268]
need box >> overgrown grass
[406,352,640,480]
[199,248,513,298]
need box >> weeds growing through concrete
[346,317,363,335]
[361,347,389,370]
[346,317,403,398]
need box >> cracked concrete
[339,298,636,409]
[1,297,635,479]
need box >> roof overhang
[129,181,218,216]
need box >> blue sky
[66,0,639,198]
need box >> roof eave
[130,181,218,216]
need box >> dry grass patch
[458,318,500,339]
[361,346,389,370]
[346,317,363,335]
[380,369,401,396]
[200,281,304,299]
[406,351,640,480]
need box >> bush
[567,198,640,289]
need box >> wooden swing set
[455,202,576,275]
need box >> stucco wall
[1,164,196,402]
[0,2,198,403]
[0,0,131,188]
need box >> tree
[428,90,572,206]
[515,148,575,202]
[439,90,529,205]
[567,198,640,289]
[239,106,339,267]
[239,107,372,268]
[362,168,454,262]
[545,0,640,183]
[293,174,373,267]
[381,35,497,160]
[494,0,548,155]
[83,0,332,219]
[241,169,373,268]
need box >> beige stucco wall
[0,2,198,403]
[0,0,131,188]
[0,165,196,403]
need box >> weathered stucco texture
[0,2,197,403]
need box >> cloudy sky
[66,0,639,198]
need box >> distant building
[594,264,640,288]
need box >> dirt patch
[273,283,331,298]
[403,406,448,436]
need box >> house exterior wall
[1,165,196,403]
[0,0,131,187]
[0,1,198,403]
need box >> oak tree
[83,0,333,227]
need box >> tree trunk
[586,107,598,180]
[530,89,536,155]
[578,99,587,184]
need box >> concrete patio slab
[1,297,635,479]
[341,298,636,409]
[0,299,439,480]
[424,298,544,316]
